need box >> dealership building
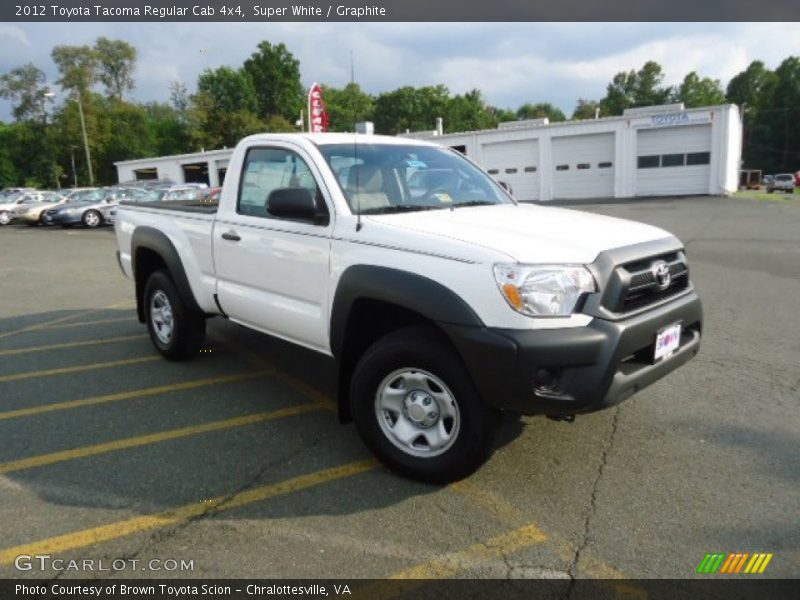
[115,103,742,202]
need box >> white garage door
[635,125,712,196]
[480,139,539,201]
[552,134,615,199]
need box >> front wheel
[0,211,9,226]
[82,210,102,228]
[143,270,206,360]
[350,325,495,483]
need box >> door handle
[221,230,241,242]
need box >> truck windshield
[317,143,513,214]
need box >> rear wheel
[82,210,102,228]
[350,325,495,483]
[143,270,205,360]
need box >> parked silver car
[0,191,53,226]
[42,188,120,228]
[767,174,795,193]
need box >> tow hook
[546,414,575,423]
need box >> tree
[726,61,777,109]
[0,63,52,123]
[169,80,189,116]
[516,102,566,122]
[677,72,726,108]
[766,56,800,172]
[196,66,258,114]
[600,61,672,115]
[94,37,136,100]
[373,85,450,134]
[242,41,304,121]
[51,44,98,95]
[572,98,601,120]
[321,83,374,132]
[446,89,498,132]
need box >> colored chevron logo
[696,552,773,574]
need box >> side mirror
[498,181,513,195]
[267,187,328,225]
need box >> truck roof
[242,132,441,148]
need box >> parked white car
[115,133,702,482]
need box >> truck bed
[119,200,218,214]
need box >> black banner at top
[2,0,800,22]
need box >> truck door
[213,143,334,354]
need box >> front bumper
[44,212,81,225]
[442,290,702,415]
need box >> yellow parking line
[0,334,146,357]
[0,301,134,340]
[358,522,548,599]
[450,479,629,580]
[0,459,378,565]
[0,356,159,383]
[0,370,268,421]
[0,401,327,474]
[39,316,136,331]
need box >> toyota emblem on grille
[651,260,671,289]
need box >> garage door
[552,134,615,199]
[480,139,539,201]
[635,125,712,196]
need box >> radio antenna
[355,131,362,232]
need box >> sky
[2,22,800,122]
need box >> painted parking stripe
[0,401,327,474]
[0,459,378,565]
[0,370,267,421]
[0,302,135,340]
[0,355,159,383]
[0,334,146,357]
[39,316,136,331]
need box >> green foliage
[242,41,304,122]
[51,44,98,95]
[446,90,498,131]
[322,83,375,132]
[677,72,726,108]
[572,98,601,120]
[373,85,450,134]
[516,102,566,122]
[600,61,673,116]
[94,37,137,100]
[0,63,52,123]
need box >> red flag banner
[308,83,329,133]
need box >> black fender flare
[131,226,204,322]
[329,265,484,358]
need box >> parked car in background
[43,188,122,228]
[0,191,51,225]
[762,174,774,187]
[767,173,796,193]
[794,171,800,187]
[0,187,35,200]
[9,191,66,225]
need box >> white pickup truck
[115,133,702,482]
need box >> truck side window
[237,147,323,219]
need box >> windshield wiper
[360,205,446,215]
[451,200,495,208]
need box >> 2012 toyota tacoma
[115,133,702,483]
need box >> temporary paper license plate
[654,323,681,361]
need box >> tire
[0,211,9,226]
[143,269,206,360]
[82,210,102,228]
[350,324,495,484]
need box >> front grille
[616,252,689,312]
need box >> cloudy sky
[2,22,799,121]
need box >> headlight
[493,264,596,317]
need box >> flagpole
[308,83,315,133]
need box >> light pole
[76,90,94,186]
[70,145,78,188]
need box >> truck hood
[367,204,674,263]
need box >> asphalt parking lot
[0,195,797,582]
